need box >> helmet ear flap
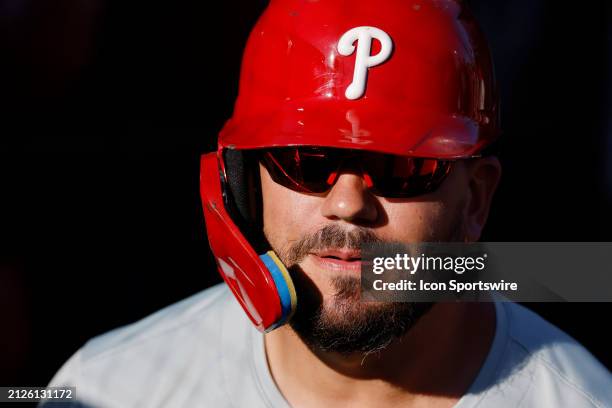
[223,149,266,252]
[201,152,296,331]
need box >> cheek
[379,165,471,242]
[259,165,319,247]
[381,201,447,242]
[380,189,467,242]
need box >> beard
[268,213,466,356]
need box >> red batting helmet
[201,0,499,332]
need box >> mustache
[283,224,383,265]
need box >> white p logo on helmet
[338,26,393,100]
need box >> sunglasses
[258,147,454,198]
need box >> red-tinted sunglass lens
[260,148,339,193]
[260,148,452,198]
[361,153,452,198]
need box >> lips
[309,248,362,272]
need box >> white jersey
[46,284,612,408]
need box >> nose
[320,172,379,224]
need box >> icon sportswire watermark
[360,242,612,302]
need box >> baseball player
[46,0,612,407]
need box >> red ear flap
[200,152,295,332]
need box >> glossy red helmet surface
[220,0,499,158]
[202,0,500,332]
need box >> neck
[264,302,496,408]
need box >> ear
[464,156,502,242]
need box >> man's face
[259,159,473,354]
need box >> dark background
[1,0,611,388]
